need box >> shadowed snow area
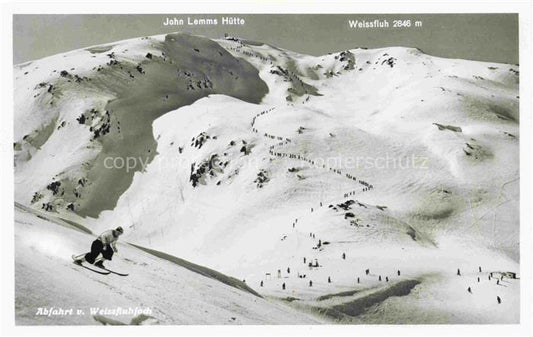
[14,33,519,324]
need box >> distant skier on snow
[74,226,124,268]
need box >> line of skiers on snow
[251,107,276,128]
[260,264,403,289]
[252,105,376,206]
[227,45,271,63]
[261,261,514,305]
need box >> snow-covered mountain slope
[15,204,322,325]
[14,33,267,218]
[14,32,519,323]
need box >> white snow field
[14,32,519,324]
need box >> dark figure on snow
[287,267,290,274]
[467,287,472,293]
[397,270,401,276]
[478,277,480,282]
[282,283,286,290]
[379,275,382,281]
[328,276,331,283]
[303,257,306,264]
[457,268,461,276]
[479,266,482,272]
[386,276,389,282]
[309,280,313,287]
[497,296,502,304]
[74,226,124,268]
[357,277,360,284]
[260,281,263,287]
[342,252,346,260]
[366,269,370,275]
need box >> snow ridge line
[128,243,262,298]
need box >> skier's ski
[91,258,129,276]
[71,255,110,275]
[79,264,111,275]
[101,268,129,277]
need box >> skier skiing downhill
[74,226,124,268]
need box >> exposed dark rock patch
[85,45,114,54]
[433,123,462,132]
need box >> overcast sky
[13,14,518,65]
